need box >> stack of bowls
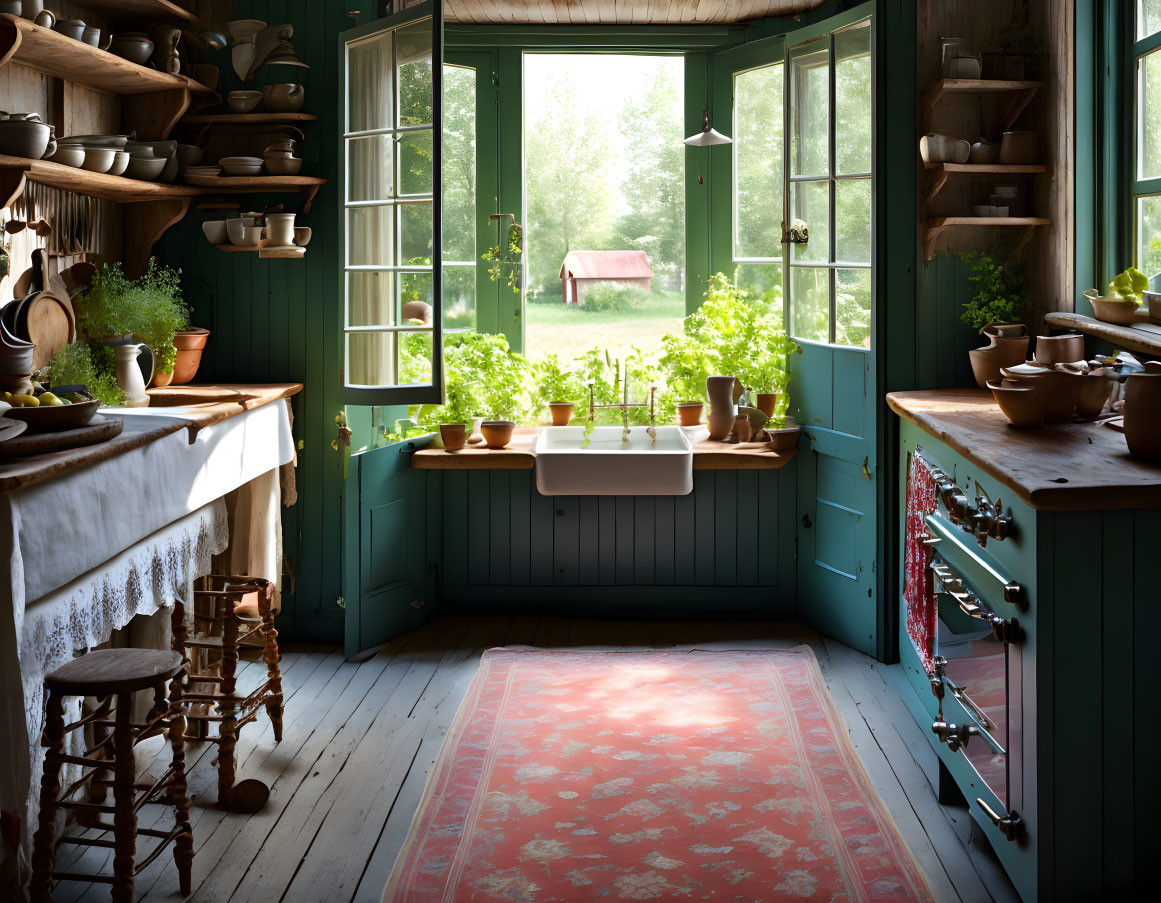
[219,156,264,176]
[226,215,263,247]
[0,113,52,160]
[125,139,177,182]
[0,315,35,396]
[57,135,128,174]
[184,164,222,182]
[988,361,1113,427]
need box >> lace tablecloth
[0,400,294,866]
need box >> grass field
[524,291,686,361]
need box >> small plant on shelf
[958,247,1027,330]
[482,217,523,295]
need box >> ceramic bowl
[999,364,1084,423]
[1089,296,1142,326]
[80,146,115,173]
[987,380,1043,427]
[1034,333,1085,364]
[293,226,312,246]
[60,134,127,149]
[220,156,264,176]
[125,139,176,159]
[766,418,800,452]
[263,83,305,112]
[109,34,154,65]
[107,150,129,176]
[5,399,99,433]
[481,420,516,449]
[968,138,1000,164]
[0,119,51,159]
[124,155,166,181]
[175,144,204,169]
[1075,369,1114,420]
[53,18,86,41]
[202,220,229,244]
[227,90,263,113]
[263,155,302,175]
[48,144,85,167]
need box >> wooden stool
[29,648,193,903]
[172,575,283,813]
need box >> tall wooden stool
[171,575,283,813]
[29,648,193,903]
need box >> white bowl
[107,150,129,176]
[48,145,85,167]
[124,155,166,181]
[220,159,264,176]
[202,220,229,244]
[230,225,263,247]
[60,135,128,148]
[227,90,263,113]
[81,146,115,173]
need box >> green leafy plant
[47,341,124,406]
[482,221,523,295]
[1107,266,1147,304]
[77,260,190,374]
[958,249,1026,330]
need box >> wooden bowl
[4,399,100,433]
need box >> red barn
[559,250,654,304]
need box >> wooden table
[411,426,796,471]
[0,383,301,494]
[886,388,1161,510]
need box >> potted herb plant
[532,353,582,425]
[958,249,1030,388]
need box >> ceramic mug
[265,213,295,247]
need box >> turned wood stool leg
[259,584,284,743]
[29,690,65,903]
[217,599,240,806]
[111,692,137,903]
[166,675,194,896]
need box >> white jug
[113,343,150,407]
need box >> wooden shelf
[923,161,1048,201]
[180,113,318,126]
[923,216,1049,261]
[921,78,1042,140]
[1044,311,1161,357]
[0,153,199,204]
[184,175,325,212]
[77,1,194,22]
[215,244,307,259]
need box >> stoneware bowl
[202,220,228,244]
[219,156,264,176]
[52,18,86,40]
[1089,296,1142,326]
[987,380,1043,427]
[293,226,312,247]
[1033,333,1085,365]
[48,144,85,168]
[999,364,1084,423]
[123,155,165,180]
[80,146,115,173]
[107,150,129,176]
[229,224,263,247]
[227,90,263,113]
[263,155,302,175]
[481,420,515,449]
[109,34,154,65]
[263,83,305,112]
[5,399,99,433]
[1075,368,1114,420]
[0,118,51,159]
[439,423,466,450]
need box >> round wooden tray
[0,413,123,460]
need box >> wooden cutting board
[22,291,73,368]
[0,414,122,460]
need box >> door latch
[932,718,979,752]
[976,798,1022,841]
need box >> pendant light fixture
[684,108,731,146]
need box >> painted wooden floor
[51,617,1019,903]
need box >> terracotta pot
[171,328,209,385]
[767,419,801,452]
[1033,333,1085,365]
[1124,363,1161,460]
[999,364,1084,423]
[734,415,752,443]
[548,402,574,426]
[987,380,1043,427]
[439,423,466,450]
[968,333,1030,389]
[481,420,515,449]
[755,393,778,417]
[151,369,173,388]
[707,409,736,441]
[676,402,703,426]
[1075,369,1113,420]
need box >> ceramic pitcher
[113,343,150,407]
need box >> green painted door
[784,13,878,655]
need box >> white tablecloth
[0,400,294,869]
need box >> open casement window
[1135,2,1161,276]
[341,0,443,404]
[785,19,872,349]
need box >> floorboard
[45,618,1017,902]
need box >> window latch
[781,219,809,244]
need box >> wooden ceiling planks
[444,0,827,25]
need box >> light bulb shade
[684,109,731,146]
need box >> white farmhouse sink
[534,425,693,496]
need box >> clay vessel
[968,328,1029,388]
[1074,368,1113,420]
[439,423,466,450]
[1034,333,1085,365]
[481,420,515,449]
[999,130,1039,164]
[987,380,1043,427]
[548,402,574,426]
[171,328,210,384]
[707,409,736,441]
[676,402,703,426]
[263,83,305,112]
[1124,362,1161,460]
[755,393,778,417]
[766,418,801,452]
[999,364,1083,423]
[706,375,738,409]
[734,416,752,443]
[1089,296,1141,326]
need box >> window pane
[347,206,395,267]
[348,272,396,328]
[1140,0,1161,39]
[835,23,871,175]
[790,38,830,177]
[734,63,784,259]
[399,129,434,196]
[348,135,393,202]
[835,268,872,348]
[400,271,434,317]
[835,178,871,263]
[734,263,784,319]
[444,266,476,329]
[399,202,434,261]
[1137,195,1161,277]
[1140,48,1161,181]
[444,64,477,264]
[399,331,434,385]
[348,33,393,133]
[348,332,397,386]
[791,179,830,262]
[790,266,829,342]
[397,20,433,127]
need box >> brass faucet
[587,378,656,428]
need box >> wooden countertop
[0,383,301,494]
[886,389,1161,511]
[411,426,796,471]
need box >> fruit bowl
[4,399,100,433]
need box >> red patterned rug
[384,648,933,902]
